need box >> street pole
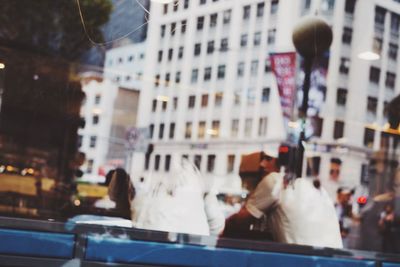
[292,16,332,178]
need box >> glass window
[89,136,97,148]
[270,0,279,14]
[369,66,380,83]
[215,92,223,107]
[345,0,356,14]
[227,154,235,173]
[165,155,171,171]
[385,72,396,89]
[267,29,276,44]
[169,123,175,139]
[194,43,201,56]
[188,95,196,108]
[243,5,251,20]
[207,41,214,54]
[217,65,226,79]
[251,60,259,75]
[207,155,216,172]
[204,67,212,81]
[262,87,270,102]
[257,2,265,17]
[201,94,208,107]
[154,155,161,170]
[258,117,268,136]
[240,34,248,47]
[367,96,378,114]
[336,88,347,106]
[238,62,245,77]
[375,6,386,25]
[178,47,184,59]
[210,13,218,28]
[191,69,199,83]
[254,32,261,46]
[223,10,231,24]
[198,121,206,138]
[333,120,345,139]
[220,38,229,52]
[159,123,165,139]
[197,16,204,30]
[339,58,350,74]
[342,27,352,44]
[244,118,252,137]
[388,43,398,60]
[185,122,192,139]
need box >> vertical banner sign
[270,52,297,119]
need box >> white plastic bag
[269,177,343,248]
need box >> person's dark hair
[331,158,342,165]
[109,168,135,219]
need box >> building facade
[130,0,400,196]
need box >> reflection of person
[108,168,135,220]
[221,150,281,241]
[335,187,356,247]
[379,204,396,253]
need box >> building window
[367,96,378,114]
[342,27,352,44]
[250,60,259,75]
[198,121,206,138]
[391,13,400,33]
[375,6,386,25]
[188,95,196,108]
[191,69,199,83]
[165,73,170,86]
[159,123,165,139]
[178,47,184,59]
[369,66,380,83]
[254,32,261,46]
[231,119,239,137]
[94,94,101,105]
[165,155,171,171]
[388,43,398,60]
[170,23,176,36]
[270,0,279,14]
[168,48,173,61]
[223,10,231,24]
[240,34,248,47]
[267,29,276,44]
[149,124,154,139]
[194,43,201,56]
[154,155,161,171]
[345,0,356,14]
[152,99,157,112]
[257,2,265,17]
[175,71,181,83]
[90,136,97,148]
[237,62,245,77]
[303,0,311,10]
[162,100,167,111]
[363,127,375,147]
[373,37,383,54]
[185,122,192,139]
[158,50,163,62]
[217,65,226,79]
[339,57,350,74]
[321,0,335,11]
[333,120,345,139]
[265,59,271,72]
[336,88,347,106]
[199,0,206,5]
[161,25,166,37]
[163,4,168,14]
[184,0,189,9]
[77,135,82,148]
[215,92,223,107]
[210,13,218,28]
[194,155,202,170]
[227,155,235,173]
[173,97,178,110]
[258,117,268,136]
[385,72,396,89]
[243,5,251,20]
[201,94,208,107]
[87,159,94,173]
[244,118,252,137]
[207,41,214,54]
[197,16,204,30]
[204,67,212,81]
[181,20,187,34]
[220,38,228,52]
[207,155,216,172]
[262,87,270,102]
[92,115,99,125]
[211,120,220,138]
[234,91,241,105]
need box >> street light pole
[292,16,333,178]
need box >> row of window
[369,66,397,88]
[149,116,268,141]
[107,53,144,67]
[151,88,270,113]
[375,6,400,34]
[145,153,234,174]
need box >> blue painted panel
[383,263,400,267]
[86,236,375,267]
[86,236,248,267]
[0,228,74,258]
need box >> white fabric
[132,159,223,236]
[246,173,343,248]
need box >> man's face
[259,155,278,176]
[329,163,341,181]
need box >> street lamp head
[292,16,333,58]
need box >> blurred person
[335,187,357,247]
[221,150,281,241]
[379,204,396,253]
[107,168,135,220]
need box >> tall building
[79,42,146,182]
[131,0,400,196]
